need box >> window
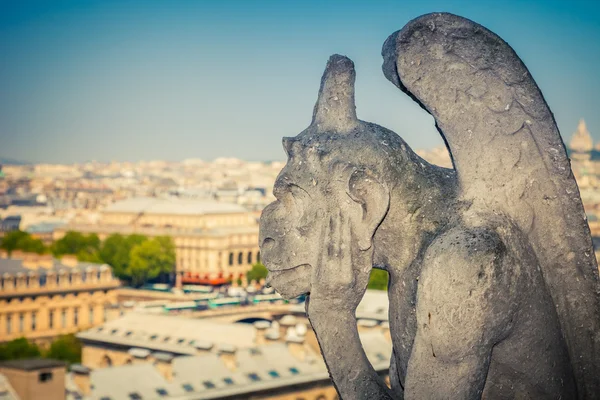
[203,381,215,389]
[6,314,11,334]
[289,367,300,375]
[97,271,101,281]
[182,383,194,393]
[257,251,260,262]
[61,309,67,328]
[49,310,54,329]
[19,313,24,333]
[128,393,142,400]
[238,252,243,265]
[228,253,234,266]
[31,312,36,331]
[247,373,261,382]
[125,331,133,337]
[150,334,158,341]
[268,370,280,378]
[223,377,234,385]
[74,308,79,326]
[163,336,171,342]
[56,275,60,285]
[39,372,53,382]
[250,348,261,355]
[39,275,47,287]
[89,306,94,325]
[103,306,108,322]
[177,338,185,344]
[155,388,168,396]
[68,274,72,284]
[247,252,253,264]
[82,273,86,282]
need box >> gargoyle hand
[307,209,372,314]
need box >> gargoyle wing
[382,12,600,398]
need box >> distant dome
[570,119,593,153]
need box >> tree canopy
[127,236,176,287]
[52,231,100,259]
[45,334,81,364]
[0,231,47,255]
[246,262,269,282]
[0,337,42,361]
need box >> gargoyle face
[259,152,325,299]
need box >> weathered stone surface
[259,12,600,399]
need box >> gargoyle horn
[311,54,359,134]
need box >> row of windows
[228,251,260,266]
[2,289,112,304]
[0,270,111,290]
[2,305,110,334]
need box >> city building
[0,253,120,344]
[0,359,66,400]
[55,197,261,285]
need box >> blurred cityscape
[0,120,599,400]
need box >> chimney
[61,255,78,267]
[381,321,391,342]
[217,344,237,371]
[357,319,379,333]
[38,255,54,269]
[193,341,213,355]
[253,321,270,345]
[21,257,39,269]
[278,315,297,338]
[70,364,91,395]
[285,328,307,361]
[151,353,174,381]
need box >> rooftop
[0,257,110,277]
[104,197,248,216]
[0,358,66,371]
[77,312,258,353]
[88,333,391,399]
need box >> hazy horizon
[1,0,599,164]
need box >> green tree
[127,237,176,287]
[367,268,389,291]
[52,231,100,261]
[17,236,47,254]
[0,337,42,361]
[247,262,269,282]
[99,234,147,279]
[0,231,47,255]
[44,334,81,364]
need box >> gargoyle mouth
[265,264,311,288]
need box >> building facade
[0,252,120,344]
[54,197,261,284]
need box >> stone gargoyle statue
[259,12,600,399]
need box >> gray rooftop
[88,333,391,400]
[104,197,248,216]
[77,312,257,353]
[0,257,110,277]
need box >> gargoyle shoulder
[417,226,520,361]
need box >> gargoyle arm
[309,307,395,400]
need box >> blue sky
[1,0,599,163]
